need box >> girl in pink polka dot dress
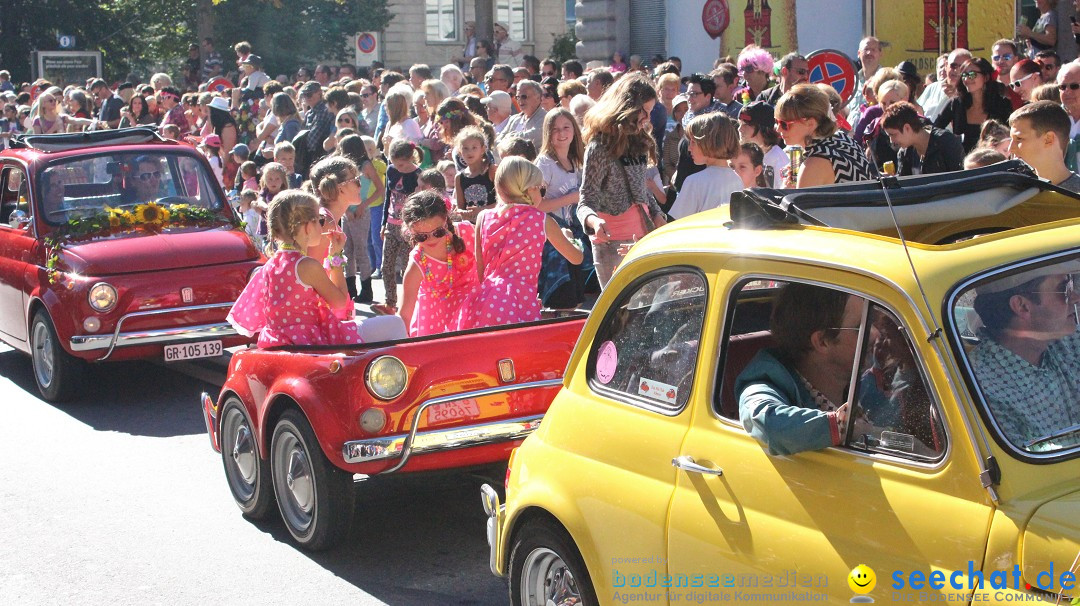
[227,191,365,347]
[397,191,479,336]
[465,157,584,329]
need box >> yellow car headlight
[88,282,117,312]
[365,355,408,400]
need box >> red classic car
[0,128,261,401]
[201,314,586,550]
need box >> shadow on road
[250,468,510,605]
[0,350,214,438]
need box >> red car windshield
[38,151,228,225]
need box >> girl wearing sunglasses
[933,57,1013,154]
[398,190,479,336]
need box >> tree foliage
[0,0,390,84]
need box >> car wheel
[30,310,85,402]
[509,517,598,606]
[219,398,274,520]
[270,409,354,551]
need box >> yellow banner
[873,0,1016,76]
[720,0,799,60]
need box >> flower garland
[44,202,241,284]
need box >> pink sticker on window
[596,340,618,384]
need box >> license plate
[164,340,223,362]
[427,399,481,424]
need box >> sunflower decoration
[133,201,170,225]
[104,206,135,229]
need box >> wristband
[323,251,346,270]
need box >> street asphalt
[0,273,512,606]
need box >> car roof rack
[729,160,1080,233]
[10,127,167,153]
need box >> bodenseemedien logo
[848,564,876,603]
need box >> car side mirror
[9,209,29,229]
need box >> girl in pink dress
[466,157,584,329]
[227,191,365,347]
[397,191,479,336]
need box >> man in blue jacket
[736,283,861,455]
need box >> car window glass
[718,278,945,461]
[951,255,1080,455]
[848,304,945,460]
[0,166,29,226]
[588,270,707,411]
[37,151,225,225]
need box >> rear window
[37,151,226,225]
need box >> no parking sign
[354,32,381,67]
[807,50,857,104]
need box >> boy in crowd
[273,142,302,188]
[1008,101,1080,192]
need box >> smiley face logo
[848,564,876,595]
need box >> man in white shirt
[493,21,522,68]
[918,55,952,122]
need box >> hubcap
[521,547,580,606]
[273,428,315,533]
[222,406,258,502]
[32,321,55,389]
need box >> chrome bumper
[68,302,237,360]
[201,392,220,452]
[481,483,506,577]
[341,378,562,473]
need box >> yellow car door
[665,262,994,603]
[530,261,720,602]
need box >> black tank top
[458,168,496,208]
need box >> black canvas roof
[729,161,1080,231]
[10,127,166,152]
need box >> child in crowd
[361,135,387,278]
[669,113,743,220]
[237,160,258,192]
[258,162,287,245]
[226,190,364,347]
[374,140,422,315]
[200,134,225,187]
[273,141,303,188]
[465,157,583,329]
[398,191,479,336]
[730,142,768,189]
[453,126,497,223]
[237,188,266,250]
[308,156,362,274]
[161,124,181,142]
[436,159,457,199]
[963,148,1007,169]
[336,134,385,303]
[496,136,537,161]
[418,168,453,212]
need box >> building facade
[380,0,571,70]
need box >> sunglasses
[361,93,373,98]
[515,94,532,101]
[960,70,982,80]
[1024,277,1075,306]
[1059,83,1080,91]
[410,226,449,242]
[137,170,162,181]
[543,71,555,77]
[1010,72,1036,89]
[991,53,1014,62]
[316,216,329,227]
[775,117,808,130]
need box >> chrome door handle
[671,455,723,476]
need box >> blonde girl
[453,125,496,222]
[466,157,583,328]
[226,191,364,347]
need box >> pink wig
[737,46,775,74]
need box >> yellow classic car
[482,162,1080,606]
